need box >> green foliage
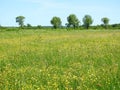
[67,14,80,29]
[37,25,42,29]
[16,16,25,28]
[83,15,93,29]
[51,16,62,29]
[27,23,32,27]
[112,23,120,29]
[101,17,109,29]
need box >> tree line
[15,14,110,29]
[0,14,120,30]
[51,14,111,29]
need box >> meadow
[0,29,120,90]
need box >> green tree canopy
[16,16,25,27]
[51,16,62,29]
[82,15,93,29]
[101,17,109,29]
[27,23,32,27]
[67,14,80,29]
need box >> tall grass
[0,29,120,90]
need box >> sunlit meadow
[0,29,120,90]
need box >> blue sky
[0,0,120,26]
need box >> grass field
[0,29,120,90]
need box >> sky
[0,0,120,26]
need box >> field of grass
[0,29,120,90]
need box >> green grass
[0,29,120,90]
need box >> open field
[0,29,120,90]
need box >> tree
[50,16,62,29]
[27,23,32,27]
[101,17,109,29]
[67,14,80,29]
[16,16,25,27]
[37,25,42,29]
[82,15,93,29]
